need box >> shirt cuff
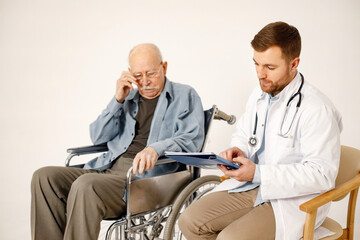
[252,164,261,184]
[107,96,124,115]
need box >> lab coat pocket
[271,132,298,164]
[275,133,295,148]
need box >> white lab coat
[220,72,343,239]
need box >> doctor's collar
[268,93,280,101]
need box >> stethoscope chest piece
[248,136,257,147]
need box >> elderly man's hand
[132,147,159,175]
[115,71,139,103]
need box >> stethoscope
[248,73,304,147]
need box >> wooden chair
[220,145,360,239]
[300,145,360,240]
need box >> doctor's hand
[219,147,246,161]
[217,157,256,182]
[132,147,159,175]
[115,71,139,103]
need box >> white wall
[1,0,359,239]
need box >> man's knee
[31,166,63,187]
[69,173,102,197]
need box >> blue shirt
[84,78,205,171]
[229,93,279,206]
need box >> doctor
[179,22,343,239]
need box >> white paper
[211,178,247,193]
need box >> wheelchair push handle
[214,108,236,125]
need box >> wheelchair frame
[65,105,235,240]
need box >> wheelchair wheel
[105,219,126,240]
[163,175,221,240]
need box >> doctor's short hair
[251,21,301,62]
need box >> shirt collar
[269,93,279,102]
[161,77,173,100]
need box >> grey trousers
[31,157,133,240]
[178,188,276,240]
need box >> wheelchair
[65,105,236,240]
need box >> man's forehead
[129,62,160,73]
[129,57,159,70]
[129,51,161,70]
[253,46,285,64]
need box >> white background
[0,0,359,239]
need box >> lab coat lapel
[250,94,268,158]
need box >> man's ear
[162,61,168,76]
[290,57,300,72]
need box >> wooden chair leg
[347,188,359,240]
[303,210,317,240]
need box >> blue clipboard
[165,152,239,169]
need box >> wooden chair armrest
[220,175,230,182]
[300,173,360,240]
[300,173,360,213]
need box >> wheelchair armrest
[66,143,108,154]
[65,143,108,167]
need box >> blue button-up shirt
[84,78,205,171]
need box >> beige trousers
[30,157,133,240]
[178,188,276,240]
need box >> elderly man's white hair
[128,43,163,65]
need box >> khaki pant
[178,188,276,240]
[31,157,133,240]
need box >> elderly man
[179,22,342,239]
[31,43,205,240]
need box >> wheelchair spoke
[163,175,221,240]
[105,176,221,240]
